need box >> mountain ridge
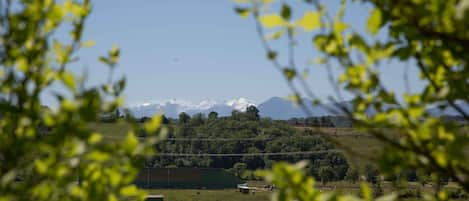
[126,97,469,119]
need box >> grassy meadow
[146,189,270,201]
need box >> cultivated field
[146,189,270,201]
[146,181,466,201]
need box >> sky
[45,0,424,107]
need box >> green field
[89,122,132,141]
[145,181,466,201]
[296,127,383,169]
[146,189,270,201]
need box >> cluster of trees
[287,116,352,128]
[286,115,466,128]
[141,106,350,181]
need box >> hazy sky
[47,1,424,106]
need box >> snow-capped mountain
[258,97,346,119]
[127,98,256,118]
[126,97,352,119]
[127,97,469,119]
[226,97,253,111]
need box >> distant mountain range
[127,98,256,118]
[126,97,469,119]
[127,97,345,119]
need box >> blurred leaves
[297,11,321,32]
[366,9,382,35]
[0,1,162,201]
[259,14,287,28]
[235,0,469,200]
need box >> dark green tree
[365,164,380,185]
[246,105,260,121]
[208,111,218,120]
[318,166,335,185]
[190,113,205,126]
[178,112,191,124]
[345,168,359,183]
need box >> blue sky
[47,0,424,106]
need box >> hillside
[91,110,389,182]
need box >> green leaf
[348,34,368,52]
[433,150,448,167]
[87,150,111,161]
[280,3,291,20]
[297,11,321,31]
[283,68,296,81]
[234,7,250,18]
[144,115,162,133]
[367,8,382,35]
[81,40,96,48]
[259,14,287,28]
[333,21,348,33]
[360,183,372,201]
[88,132,102,144]
[117,78,126,92]
[267,51,277,60]
[99,56,110,64]
[62,71,76,91]
[394,47,412,60]
[265,30,284,40]
[110,45,120,58]
[15,57,28,73]
[34,160,48,174]
[120,185,139,196]
[313,35,327,49]
[123,132,139,154]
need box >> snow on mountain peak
[195,100,218,110]
[165,98,193,108]
[127,97,361,119]
[127,98,257,118]
[141,102,152,107]
[225,97,255,111]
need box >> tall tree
[208,111,218,120]
[178,112,191,124]
[190,113,206,126]
[246,105,260,121]
[318,166,335,185]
